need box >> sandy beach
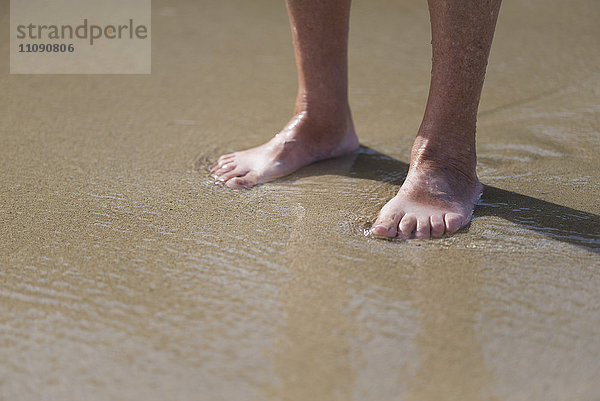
[1,0,599,400]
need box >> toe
[430,214,445,238]
[217,168,248,183]
[218,153,235,163]
[211,154,235,172]
[213,162,235,177]
[444,213,464,234]
[399,215,417,238]
[225,172,259,189]
[372,211,404,238]
[371,223,398,238]
[415,217,431,239]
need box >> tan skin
[211,0,502,239]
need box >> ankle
[275,106,357,160]
[289,103,354,138]
[409,135,478,183]
[294,91,350,120]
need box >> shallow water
[1,0,599,400]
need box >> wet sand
[1,0,599,400]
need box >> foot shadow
[291,146,600,253]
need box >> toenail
[374,224,391,233]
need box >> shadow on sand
[292,146,600,253]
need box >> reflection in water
[404,250,498,401]
[267,202,357,401]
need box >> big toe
[371,223,398,238]
[372,211,403,238]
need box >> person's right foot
[210,110,359,188]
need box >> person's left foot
[371,138,482,239]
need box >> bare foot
[371,138,483,239]
[210,111,359,188]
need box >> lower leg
[211,0,358,188]
[373,0,501,239]
[288,0,351,125]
